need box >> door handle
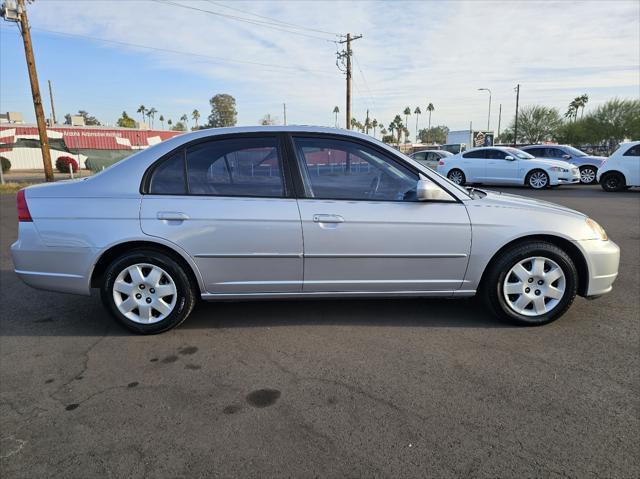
[157,211,190,221]
[313,214,344,224]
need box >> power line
[0,26,335,75]
[352,51,377,112]
[203,0,340,37]
[154,0,338,43]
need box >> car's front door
[484,149,520,184]
[140,134,303,294]
[290,135,471,293]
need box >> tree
[506,105,563,143]
[207,94,237,127]
[577,94,589,118]
[137,105,146,124]
[372,119,378,138]
[426,103,435,142]
[260,114,277,125]
[393,115,405,144]
[413,106,421,142]
[64,110,100,125]
[171,121,186,131]
[418,125,449,144]
[403,107,411,142]
[180,114,188,129]
[159,115,165,129]
[192,109,200,128]
[333,105,340,127]
[364,117,371,135]
[167,119,173,128]
[116,111,136,128]
[147,107,157,128]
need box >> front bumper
[576,238,620,296]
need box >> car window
[462,150,485,159]
[293,137,419,201]
[525,147,543,157]
[426,152,437,161]
[186,137,284,197]
[485,149,507,160]
[412,152,426,161]
[149,151,186,195]
[545,148,564,158]
[623,145,640,157]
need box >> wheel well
[90,241,201,291]
[479,235,589,296]
[600,170,624,179]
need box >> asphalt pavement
[0,185,638,478]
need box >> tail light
[438,160,445,165]
[17,189,32,222]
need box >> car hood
[472,189,586,219]
[578,155,606,164]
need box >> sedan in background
[436,146,580,189]
[597,141,640,191]
[410,149,453,169]
[521,145,605,184]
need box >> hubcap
[580,168,596,184]
[529,172,548,188]
[502,256,566,317]
[112,263,177,324]
[449,171,463,184]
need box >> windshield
[563,145,587,157]
[505,147,535,159]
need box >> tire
[579,166,597,184]
[526,169,550,189]
[480,242,578,326]
[447,169,466,185]
[600,172,626,192]
[101,249,197,334]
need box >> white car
[597,141,640,192]
[409,150,453,169]
[436,147,580,189]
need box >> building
[0,124,182,170]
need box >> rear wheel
[600,172,626,192]
[481,242,578,326]
[526,169,549,189]
[447,169,466,185]
[579,166,597,184]
[101,249,197,334]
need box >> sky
[0,0,638,134]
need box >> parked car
[521,145,605,184]
[410,149,453,169]
[436,146,580,189]
[11,127,619,334]
[440,143,466,154]
[597,141,640,192]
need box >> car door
[484,149,520,184]
[460,150,486,181]
[290,135,471,293]
[140,134,303,294]
[622,144,640,184]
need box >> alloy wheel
[529,171,548,189]
[112,263,177,324]
[502,256,566,317]
[580,167,596,184]
[448,170,464,184]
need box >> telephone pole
[497,103,502,140]
[2,0,54,181]
[513,84,520,147]
[48,79,57,125]
[337,33,362,130]
[283,103,287,125]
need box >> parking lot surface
[1,185,638,478]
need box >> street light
[478,88,491,131]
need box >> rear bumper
[11,223,94,296]
[576,239,620,296]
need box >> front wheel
[526,169,550,189]
[481,242,578,326]
[447,169,466,185]
[101,249,197,334]
[579,166,597,184]
[600,172,626,192]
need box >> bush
[55,156,78,173]
[85,157,120,172]
[1,156,10,173]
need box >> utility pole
[2,0,54,181]
[283,103,287,125]
[48,79,57,125]
[337,33,362,130]
[513,84,520,147]
[497,103,502,140]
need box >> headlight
[586,218,608,240]
[550,166,569,173]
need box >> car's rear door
[289,134,471,293]
[460,150,486,181]
[140,133,303,294]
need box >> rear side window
[186,137,284,197]
[623,145,640,157]
[148,152,186,195]
[463,150,485,159]
[525,147,543,157]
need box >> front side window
[462,150,486,159]
[546,148,565,158]
[485,149,507,160]
[293,137,418,201]
[186,137,284,197]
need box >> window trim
[141,132,295,199]
[286,133,459,204]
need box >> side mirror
[504,155,515,161]
[417,175,452,201]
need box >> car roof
[169,125,372,141]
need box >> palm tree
[393,115,404,145]
[192,109,200,128]
[351,117,358,130]
[426,103,435,143]
[388,123,395,144]
[403,107,411,143]
[577,94,589,118]
[364,117,371,135]
[333,106,340,127]
[180,114,188,129]
[413,106,421,142]
[137,105,146,124]
[564,104,577,121]
[372,119,378,138]
[159,115,165,129]
[147,107,157,128]
[167,119,173,128]
[567,99,580,122]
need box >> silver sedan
[11,126,620,333]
